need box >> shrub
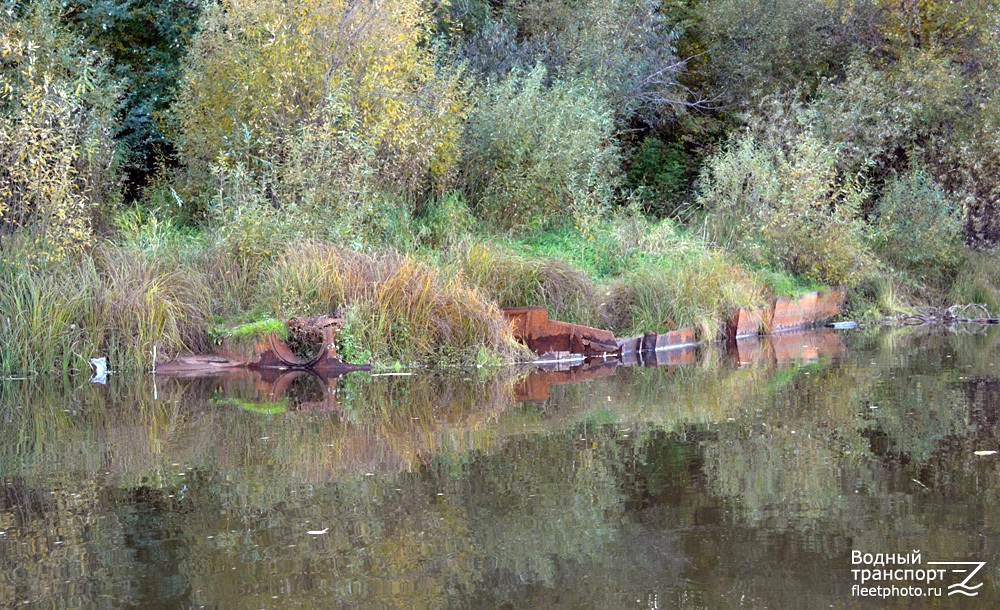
[461,64,622,232]
[868,169,963,292]
[0,1,121,259]
[172,0,465,201]
[809,51,964,179]
[454,0,686,125]
[697,0,870,106]
[626,136,699,217]
[699,131,873,286]
[68,0,202,199]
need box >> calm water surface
[2,327,1000,608]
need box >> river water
[2,327,999,608]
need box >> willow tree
[172,0,465,206]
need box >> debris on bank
[502,288,847,364]
[156,316,370,377]
[156,289,849,377]
[896,304,999,326]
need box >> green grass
[949,250,1000,316]
[0,201,851,374]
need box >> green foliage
[809,51,964,179]
[0,0,122,258]
[220,318,286,341]
[462,64,621,232]
[452,0,686,125]
[699,131,873,286]
[868,169,963,292]
[626,136,698,217]
[697,0,870,106]
[172,0,465,206]
[67,0,202,198]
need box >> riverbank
[0,210,808,376]
[3,205,998,377]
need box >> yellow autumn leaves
[172,0,465,197]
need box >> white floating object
[974,450,998,456]
[89,357,107,384]
[307,528,329,535]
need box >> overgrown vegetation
[3,0,1000,374]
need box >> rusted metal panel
[656,327,697,349]
[641,344,697,366]
[727,307,767,340]
[503,306,619,357]
[159,316,368,376]
[617,335,642,356]
[769,289,847,333]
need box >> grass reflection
[2,327,1000,606]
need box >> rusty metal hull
[503,307,619,357]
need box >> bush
[868,169,963,292]
[698,0,870,106]
[68,0,202,199]
[699,131,872,286]
[453,0,686,125]
[0,1,121,259]
[626,136,698,217]
[172,0,465,204]
[461,64,621,232]
[809,51,964,180]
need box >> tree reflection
[2,328,1000,606]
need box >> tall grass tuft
[607,249,764,340]
[87,245,212,369]
[949,250,1000,316]
[0,234,211,375]
[449,240,601,326]
[256,241,525,365]
[0,255,91,375]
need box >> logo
[926,562,987,597]
[851,551,988,598]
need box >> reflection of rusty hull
[728,329,847,366]
[512,359,620,402]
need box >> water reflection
[1,328,1000,607]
